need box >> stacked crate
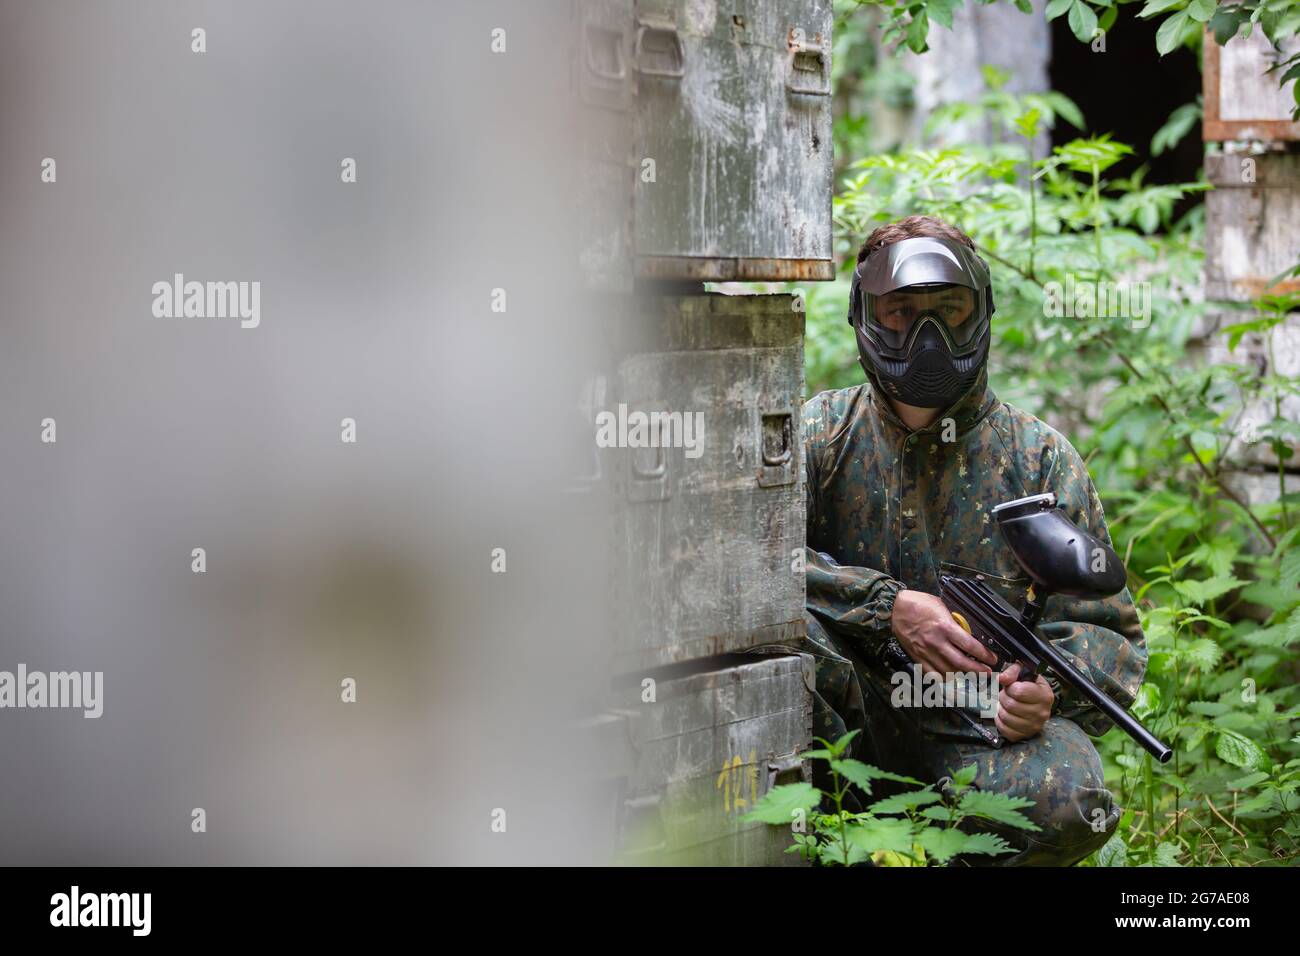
[607,293,812,865]
[1200,28,1300,508]
[573,0,833,864]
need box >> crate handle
[767,753,806,790]
[761,412,793,466]
[631,443,667,480]
[786,45,830,96]
[584,23,627,82]
[634,23,685,78]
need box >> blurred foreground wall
[0,0,618,865]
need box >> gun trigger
[951,612,972,634]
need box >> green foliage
[845,1,1300,115]
[745,732,1038,865]
[1152,100,1202,156]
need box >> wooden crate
[1203,28,1300,142]
[1205,151,1300,301]
[608,292,806,672]
[631,0,834,280]
[617,653,814,865]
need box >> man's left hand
[995,664,1053,743]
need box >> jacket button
[903,516,917,530]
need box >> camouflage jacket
[802,368,1147,736]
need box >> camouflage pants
[799,614,1119,866]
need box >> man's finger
[1003,678,1051,705]
[999,699,1046,726]
[952,631,997,669]
[939,630,993,672]
[995,710,1032,741]
[946,617,998,667]
[996,708,1037,739]
[941,645,990,676]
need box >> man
[799,215,1147,866]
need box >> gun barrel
[1034,639,1172,763]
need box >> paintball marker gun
[936,492,1171,762]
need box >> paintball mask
[848,236,995,408]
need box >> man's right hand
[890,589,997,676]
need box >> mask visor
[860,284,982,355]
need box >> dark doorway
[1048,14,1203,221]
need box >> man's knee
[958,717,1119,866]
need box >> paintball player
[798,215,1148,866]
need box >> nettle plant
[808,73,1300,865]
[744,731,1038,865]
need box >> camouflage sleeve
[802,392,905,649]
[1037,435,1148,737]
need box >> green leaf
[914,826,1003,863]
[867,789,944,815]
[1228,771,1271,789]
[1186,0,1216,23]
[1183,637,1224,670]
[799,748,836,762]
[1014,108,1042,141]
[1044,92,1086,130]
[957,790,1043,830]
[1240,581,1300,612]
[1095,833,1129,866]
[845,816,916,855]
[1132,681,1162,719]
[1156,11,1191,55]
[950,762,979,788]
[1046,0,1075,19]
[948,830,1015,857]
[1173,575,1245,606]
[741,782,821,825]
[831,759,873,795]
[1153,842,1183,867]
[927,0,962,30]
[1069,0,1099,42]
[1138,0,1185,17]
[906,10,930,54]
[813,729,859,759]
[1152,101,1202,156]
[833,759,924,789]
[980,64,1012,91]
[1215,730,1267,770]
[1210,6,1250,43]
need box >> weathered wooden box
[1197,151,1300,476]
[608,292,806,672]
[632,0,834,280]
[1203,27,1300,142]
[1205,151,1300,301]
[617,653,814,865]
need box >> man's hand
[890,589,997,676]
[996,664,1054,742]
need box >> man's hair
[856,215,976,264]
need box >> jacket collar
[864,365,998,440]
